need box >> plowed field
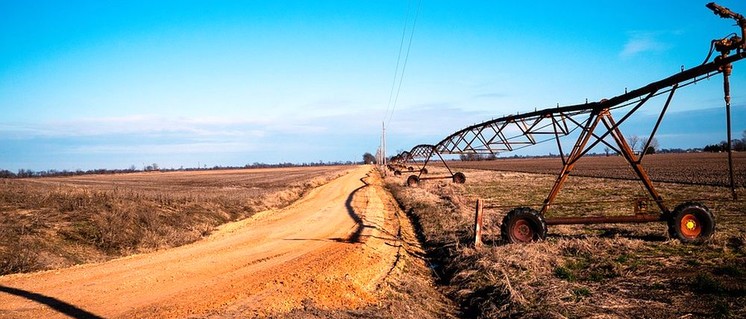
[448,152,746,186]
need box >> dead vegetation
[386,166,746,318]
[0,166,351,275]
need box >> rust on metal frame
[405,2,745,226]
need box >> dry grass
[0,166,352,275]
[386,166,746,318]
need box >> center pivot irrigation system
[387,2,745,243]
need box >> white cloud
[66,141,257,155]
[619,31,672,58]
[1,115,269,139]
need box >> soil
[0,166,406,318]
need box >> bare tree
[627,135,640,152]
[640,137,660,154]
[604,147,611,156]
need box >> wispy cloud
[1,115,269,139]
[66,142,257,155]
[473,92,507,99]
[619,31,674,59]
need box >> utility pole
[382,121,386,168]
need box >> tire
[408,166,414,171]
[501,207,547,243]
[394,170,402,176]
[406,175,420,187]
[667,202,715,243]
[420,168,428,174]
[452,172,466,184]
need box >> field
[3,154,745,318]
[385,152,746,318]
[0,166,352,275]
[447,152,746,187]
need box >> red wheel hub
[680,213,702,238]
[511,219,534,242]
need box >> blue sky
[1,0,745,171]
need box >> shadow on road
[343,177,371,243]
[0,285,104,319]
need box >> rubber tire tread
[667,201,715,244]
[500,207,547,243]
[406,175,420,187]
[452,172,466,184]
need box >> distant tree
[363,152,376,164]
[604,147,611,157]
[627,135,640,153]
[640,137,659,154]
[0,170,16,178]
[733,138,746,152]
[459,153,487,161]
[703,141,728,152]
[732,130,746,151]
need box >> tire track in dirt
[0,166,402,318]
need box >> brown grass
[386,166,746,318]
[0,166,353,275]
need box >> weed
[713,300,731,318]
[714,264,745,277]
[554,266,575,281]
[615,254,630,263]
[694,273,724,294]
[571,287,591,301]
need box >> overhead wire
[384,0,422,127]
[383,0,413,124]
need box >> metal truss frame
[396,2,745,234]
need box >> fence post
[474,198,484,247]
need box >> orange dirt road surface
[0,166,404,318]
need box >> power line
[386,0,421,126]
[382,1,413,124]
[383,0,422,126]
[380,0,421,168]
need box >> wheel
[408,166,414,171]
[394,170,402,176]
[452,172,466,184]
[501,207,547,243]
[667,202,715,243]
[420,168,428,174]
[406,175,420,187]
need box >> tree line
[0,160,361,179]
[702,130,746,152]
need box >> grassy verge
[0,168,349,275]
[385,168,746,318]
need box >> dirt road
[0,166,402,318]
